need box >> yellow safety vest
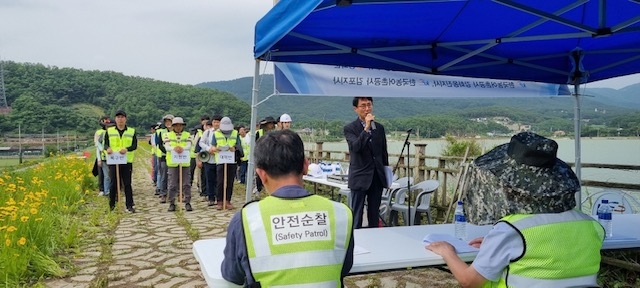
[242,194,352,287]
[95,129,107,160]
[190,129,203,159]
[240,135,250,162]
[155,128,167,157]
[106,126,135,163]
[483,210,604,288]
[213,130,238,164]
[166,131,191,168]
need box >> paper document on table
[422,233,479,254]
[354,245,370,255]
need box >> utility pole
[41,127,45,157]
[18,123,22,164]
[56,130,59,152]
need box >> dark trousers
[109,163,134,209]
[189,158,197,185]
[203,163,217,202]
[200,165,207,194]
[216,163,237,202]
[349,172,384,229]
[238,161,248,184]
[97,161,104,191]
[152,155,158,184]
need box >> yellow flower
[17,237,26,246]
[5,198,16,206]
[20,216,29,222]
[30,208,38,215]
[5,239,11,247]
[35,218,43,222]
[7,226,17,232]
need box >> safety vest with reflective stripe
[190,129,203,159]
[213,130,237,164]
[155,128,167,157]
[240,135,250,162]
[106,126,135,163]
[166,131,191,168]
[95,129,107,160]
[483,210,604,288]
[242,194,353,288]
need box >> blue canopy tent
[248,0,640,205]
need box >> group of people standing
[148,112,294,212]
[94,110,295,213]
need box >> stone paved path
[45,151,459,288]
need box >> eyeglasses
[358,103,373,109]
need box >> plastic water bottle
[598,199,613,238]
[454,201,467,240]
[334,162,342,175]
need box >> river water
[306,137,640,201]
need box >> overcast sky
[0,0,638,89]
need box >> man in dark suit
[344,97,389,229]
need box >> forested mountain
[197,75,640,137]
[0,61,250,134]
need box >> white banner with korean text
[274,63,570,98]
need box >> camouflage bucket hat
[462,132,578,225]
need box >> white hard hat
[307,163,323,178]
[280,113,292,123]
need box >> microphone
[407,128,413,133]
[371,121,376,130]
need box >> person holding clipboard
[104,109,137,213]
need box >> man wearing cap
[210,117,243,210]
[254,116,278,193]
[164,117,193,212]
[156,114,174,203]
[105,109,137,213]
[279,113,292,130]
[199,115,223,206]
[426,132,604,288]
[94,116,112,197]
[222,129,354,287]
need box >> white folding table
[193,214,640,287]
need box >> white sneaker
[98,191,105,196]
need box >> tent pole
[246,59,261,203]
[573,82,582,208]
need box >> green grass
[0,158,21,167]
